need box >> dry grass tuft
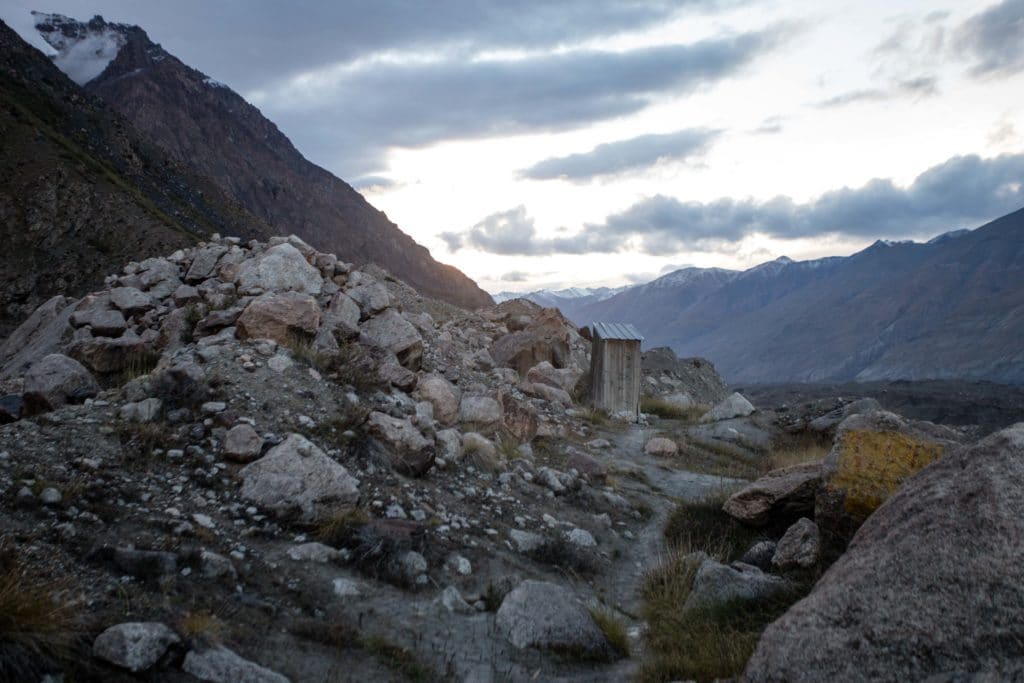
[641,397,708,422]
[316,507,370,547]
[588,606,630,659]
[0,541,83,680]
[764,431,831,473]
[663,491,761,561]
[179,610,227,642]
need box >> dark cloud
[446,154,1024,255]
[4,1,740,89]
[518,128,720,181]
[264,28,782,176]
[499,271,530,282]
[956,0,1024,77]
[815,76,937,108]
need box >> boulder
[771,517,820,571]
[236,292,320,345]
[0,295,75,379]
[500,392,538,442]
[109,287,153,315]
[223,424,264,463]
[508,529,544,553]
[522,381,572,406]
[459,395,503,426]
[0,394,22,423]
[807,398,883,434]
[365,411,435,476]
[359,309,423,370]
[346,280,391,318]
[683,554,792,613]
[22,354,98,413]
[723,462,822,527]
[490,308,577,377]
[744,424,1024,683]
[313,292,360,353]
[70,305,126,337]
[239,434,359,522]
[136,258,183,299]
[739,540,778,571]
[69,331,158,374]
[816,410,957,547]
[235,243,322,295]
[185,245,229,283]
[526,361,581,394]
[644,437,678,457]
[414,375,460,426]
[496,580,611,657]
[119,398,163,423]
[701,392,755,422]
[93,622,180,672]
[183,646,290,683]
[435,428,463,462]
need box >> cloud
[445,153,1024,255]
[251,28,782,176]
[955,0,1024,77]
[815,76,937,108]
[350,175,398,191]
[519,128,720,181]
[499,271,530,282]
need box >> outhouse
[588,322,644,418]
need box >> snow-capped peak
[32,12,126,85]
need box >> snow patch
[32,12,126,85]
[203,77,229,89]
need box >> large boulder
[641,348,729,406]
[414,375,460,426]
[235,243,322,295]
[93,622,180,672]
[816,410,958,547]
[358,309,423,370]
[365,411,435,476]
[312,292,360,354]
[136,258,183,299]
[236,292,321,345]
[183,646,290,683]
[744,424,1024,683]
[526,361,581,394]
[108,287,153,315]
[184,245,229,283]
[701,392,755,422]
[807,398,883,434]
[223,424,264,463]
[683,553,792,613]
[723,463,822,527]
[22,354,99,413]
[495,580,611,658]
[68,332,158,374]
[70,301,126,337]
[239,434,359,522]
[459,395,503,426]
[0,295,76,379]
[500,392,538,442]
[490,308,578,377]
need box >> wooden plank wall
[590,338,641,416]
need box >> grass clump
[316,507,370,547]
[641,397,708,422]
[663,492,761,561]
[0,541,82,681]
[115,421,175,466]
[526,540,598,577]
[764,431,831,473]
[179,610,227,642]
[588,606,630,659]
[637,496,810,682]
[361,634,437,682]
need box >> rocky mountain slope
[0,19,272,337]
[528,209,1024,384]
[31,13,492,312]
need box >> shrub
[663,492,761,562]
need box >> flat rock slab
[496,580,610,657]
[93,621,179,672]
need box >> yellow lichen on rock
[828,429,944,519]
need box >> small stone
[267,354,293,372]
[567,528,596,547]
[93,622,180,672]
[201,402,227,414]
[332,577,361,597]
[287,542,340,563]
[39,487,63,505]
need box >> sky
[3,0,1024,294]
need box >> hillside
[0,19,272,336]
[523,209,1024,384]
[31,13,492,311]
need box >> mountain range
[504,210,1024,385]
[0,13,489,335]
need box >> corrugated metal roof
[591,322,644,341]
